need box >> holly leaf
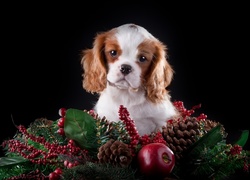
[64,109,97,152]
[234,130,249,147]
[185,125,224,159]
[0,156,28,167]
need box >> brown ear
[81,32,108,93]
[144,42,174,103]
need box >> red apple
[137,143,175,178]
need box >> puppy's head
[81,23,174,103]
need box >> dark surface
[2,2,249,178]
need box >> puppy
[81,23,178,136]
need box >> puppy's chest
[106,88,146,105]
[108,97,156,119]
[97,88,159,120]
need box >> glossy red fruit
[137,143,175,178]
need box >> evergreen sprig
[96,120,130,146]
[28,118,67,145]
[0,160,34,180]
[61,161,137,180]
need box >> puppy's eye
[109,50,117,57]
[139,56,147,63]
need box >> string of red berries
[57,108,67,136]
[173,101,197,118]
[173,101,207,120]
[197,113,207,121]
[118,105,140,156]
[2,125,88,166]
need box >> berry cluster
[118,105,140,156]
[173,101,207,120]
[140,131,167,147]
[229,144,243,155]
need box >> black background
[2,1,249,173]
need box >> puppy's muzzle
[120,64,132,75]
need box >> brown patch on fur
[81,30,116,93]
[141,40,174,103]
[137,40,157,77]
[104,39,122,64]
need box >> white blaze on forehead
[114,24,157,56]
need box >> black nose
[120,64,132,75]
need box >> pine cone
[199,119,227,138]
[201,119,220,133]
[96,115,114,135]
[97,139,132,167]
[162,117,225,160]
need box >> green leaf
[0,156,28,167]
[185,125,224,159]
[64,109,97,151]
[234,130,249,147]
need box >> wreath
[0,101,249,179]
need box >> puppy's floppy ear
[81,32,108,93]
[144,42,174,103]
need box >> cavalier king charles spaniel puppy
[81,23,178,136]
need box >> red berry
[57,128,65,136]
[59,108,67,117]
[54,167,63,175]
[49,172,60,180]
[64,160,69,167]
[57,117,65,128]
[67,162,74,168]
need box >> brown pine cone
[199,119,227,138]
[162,117,201,160]
[162,116,226,160]
[97,139,132,167]
[200,119,220,132]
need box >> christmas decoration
[0,101,249,180]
